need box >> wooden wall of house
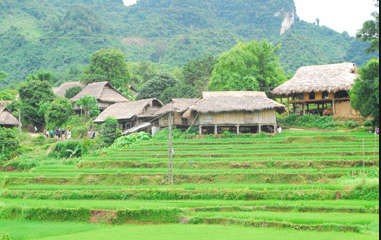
[159,112,186,127]
[197,110,277,125]
[334,101,361,118]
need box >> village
[0,1,379,239]
[1,62,368,137]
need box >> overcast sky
[122,0,377,36]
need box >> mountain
[0,0,375,86]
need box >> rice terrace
[0,129,379,240]
[0,0,379,239]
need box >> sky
[122,0,377,36]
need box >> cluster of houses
[1,62,361,135]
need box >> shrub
[343,120,360,129]
[153,128,196,140]
[364,120,373,127]
[100,117,121,146]
[278,114,337,129]
[110,132,151,149]
[0,127,20,162]
[51,140,88,159]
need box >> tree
[26,70,56,84]
[350,59,379,126]
[18,80,55,130]
[64,86,82,99]
[356,0,379,53]
[45,98,73,129]
[160,82,198,104]
[0,127,20,162]
[100,117,121,146]
[182,54,216,94]
[137,74,177,101]
[82,49,131,92]
[75,96,99,118]
[128,61,159,89]
[209,40,286,94]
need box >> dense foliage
[278,114,337,129]
[356,0,379,53]
[0,127,20,162]
[209,40,285,93]
[82,49,131,93]
[18,80,55,130]
[75,96,99,118]
[110,132,151,149]
[51,140,88,159]
[137,74,177,101]
[99,117,121,147]
[0,0,375,86]
[45,98,73,129]
[350,59,379,126]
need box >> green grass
[191,211,379,225]
[0,199,377,212]
[0,220,378,240]
[0,129,378,237]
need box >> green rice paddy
[0,129,379,239]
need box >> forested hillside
[0,0,375,86]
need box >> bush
[100,117,121,146]
[0,127,20,162]
[110,132,151,149]
[364,120,373,127]
[153,128,196,140]
[51,140,88,159]
[278,114,337,129]
[343,120,360,129]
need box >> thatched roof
[71,81,128,103]
[94,98,163,123]
[272,62,358,96]
[53,82,84,97]
[155,98,199,116]
[188,91,284,113]
[0,107,20,127]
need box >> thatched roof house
[0,107,20,128]
[156,98,199,128]
[53,81,84,97]
[185,91,284,134]
[71,81,128,110]
[271,62,359,117]
[94,98,163,133]
[272,62,358,96]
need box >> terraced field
[0,130,379,240]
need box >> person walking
[66,129,72,139]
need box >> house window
[334,91,349,99]
[322,91,329,99]
[309,92,315,100]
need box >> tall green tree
[18,80,55,130]
[182,54,216,93]
[137,74,177,101]
[350,59,379,126]
[45,98,73,129]
[82,49,131,92]
[209,40,286,93]
[356,0,379,53]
